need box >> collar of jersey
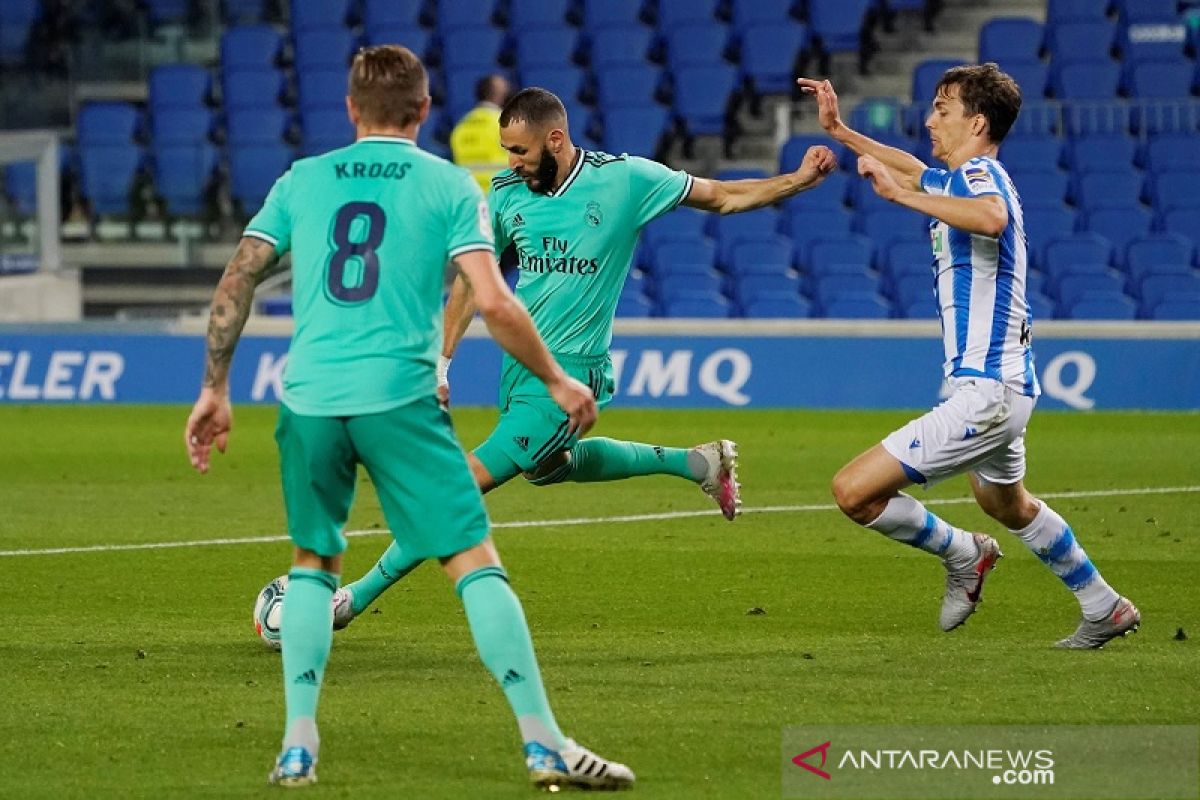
[358,135,415,145]
[546,148,586,198]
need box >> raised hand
[796,77,844,135]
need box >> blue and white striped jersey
[920,156,1040,398]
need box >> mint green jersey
[246,136,493,416]
[488,150,693,358]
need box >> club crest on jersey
[584,201,603,228]
[963,165,991,190]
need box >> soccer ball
[253,574,288,651]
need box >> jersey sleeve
[627,156,694,228]
[244,169,294,255]
[919,166,952,195]
[486,186,511,256]
[948,161,1003,198]
[447,172,496,260]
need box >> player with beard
[333,87,837,626]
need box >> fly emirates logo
[517,236,599,275]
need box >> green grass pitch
[2,406,1197,798]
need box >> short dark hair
[935,62,1022,144]
[499,87,567,129]
[474,74,508,103]
[349,45,428,128]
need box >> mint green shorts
[473,353,614,484]
[275,397,489,558]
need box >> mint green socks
[566,437,704,483]
[281,567,339,754]
[457,566,566,750]
[343,542,422,614]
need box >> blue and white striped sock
[1013,501,1118,621]
[866,493,978,568]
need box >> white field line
[2,484,1198,558]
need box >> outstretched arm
[185,236,280,472]
[436,271,479,405]
[797,77,928,192]
[682,145,837,214]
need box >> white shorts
[881,377,1036,488]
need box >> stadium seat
[807,236,874,275]
[883,240,933,278]
[293,30,357,72]
[601,106,669,157]
[1047,0,1109,23]
[1158,208,1200,245]
[1008,102,1061,138]
[845,177,897,212]
[643,207,709,253]
[594,65,662,109]
[616,293,654,317]
[436,0,497,31]
[1082,206,1153,261]
[581,0,645,29]
[222,69,285,110]
[151,108,214,146]
[820,291,892,318]
[661,293,732,318]
[220,25,284,72]
[1144,134,1200,172]
[1001,61,1050,99]
[1147,295,1200,319]
[228,143,293,213]
[152,143,218,216]
[911,58,968,103]
[739,23,810,97]
[223,0,270,24]
[360,0,423,28]
[1024,290,1055,319]
[711,208,780,263]
[1045,21,1115,62]
[784,207,854,265]
[779,135,846,174]
[1074,170,1144,212]
[732,0,795,30]
[1008,168,1069,209]
[979,18,1043,63]
[1115,0,1179,26]
[849,97,905,136]
[1066,293,1137,319]
[854,208,926,254]
[148,65,211,112]
[521,66,585,104]
[782,170,848,212]
[1138,273,1200,309]
[586,25,655,69]
[890,272,933,307]
[656,0,720,27]
[1000,135,1062,172]
[417,109,450,158]
[1145,170,1200,213]
[440,27,506,71]
[290,0,352,31]
[808,0,872,56]
[735,272,803,303]
[672,65,738,137]
[507,0,573,29]
[225,107,290,145]
[652,240,717,276]
[1065,134,1136,173]
[78,142,143,217]
[296,69,348,112]
[727,237,794,275]
[1055,273,1127,307]
[742,293,813,318]
[1126,60,1193,100]
[1063,103,1132,137]
[1125,234,1197,281]
[664,23,730,72]
[364,25,432,57]
[1042,233,1114,278]
[1025,206,1078,267]
[299,108,354,155]
[513,26,578,70]
[1052,59,1121,100]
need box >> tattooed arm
[186,237,280,472]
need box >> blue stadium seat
[1045,21,1115,62]
[1125,234,1196,281]
[1158,208,1200,245]
[783,207,853,264]
[1119,24,1189,64]
[732,0,795,30]
[1074,170,1144,212]
[652,240,717,276]
[226,107,289,144]
[845,177,897,212]
[521,66,585,104]
[1000,135,1062,172]
[979,18,1043,63]
[657,274,723,300]
[616,293,655,317]
[1082,205,1153,261]
[889,271,932,305]
[364,25,432,57]
[299,108,354,155]
[229,143,293,213]
[1145,170,1200,213]
[782,170,848,212]
[1138,273,1200,308]
[657,0,721,27]
[711,208,780,263]
[3,162,38,216]
[779,134,845,174]
[806,236,874,274]
[727,237,794,275]
[1066,293,1137,319]
[1126,60,1193,99]
[1063,103,1131,137]
[672,65,738,137]
[581,0,645,29]
[291,0,352,31]
[736,272,803,303]
[1008,102,1062,137]
[441,27,506,71]
[912,58,968,102]
[819,291,891,319]
[601,106,669,157]
[808,0,872,56]
[1008,168,1069,209]
[1147,295,1200,319]
[436,0,497,31]
[221,25,284,72]
[664,23,730,72]
[1115,0,1179,27]
[223,0,269,24]
[660,291,732,318]
[812,271,879,299]
[152,143,218,216]
[883,240,933,278]
[739,23,809,96]
[151,108,214,145]
[361,0,424,28]
[1132,101,1200,137]
[294,30,357,72]
[296,68,348,111]
[223,69,285,110]
[849,97,905,135]
[77,102,141,145]
[79,143,143,216]
[148,64,210,112]
[417,108,449,158]
[1046,0,1109,23]
[507,0,572,29]
[1001,60,1049,99]
[1065,134,1136,173]
[586,25,655,69]
[1144,134,1200,172]
[643,207,709,253]
[1025,206,1078,267]
[1055,273,1127,307]
[595,65,662,108]
[513,26,578,69]
[855,208,926,254]
[1042,233,1114,279]
[1052,59,1121,99]
[742,293,813,318]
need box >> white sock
[1011,501,1119,621]
[283,716,320,757]
[866,493,978,568]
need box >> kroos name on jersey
[333,161,412,180]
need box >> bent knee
[523,451,572,486]
[831,469,878,524]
